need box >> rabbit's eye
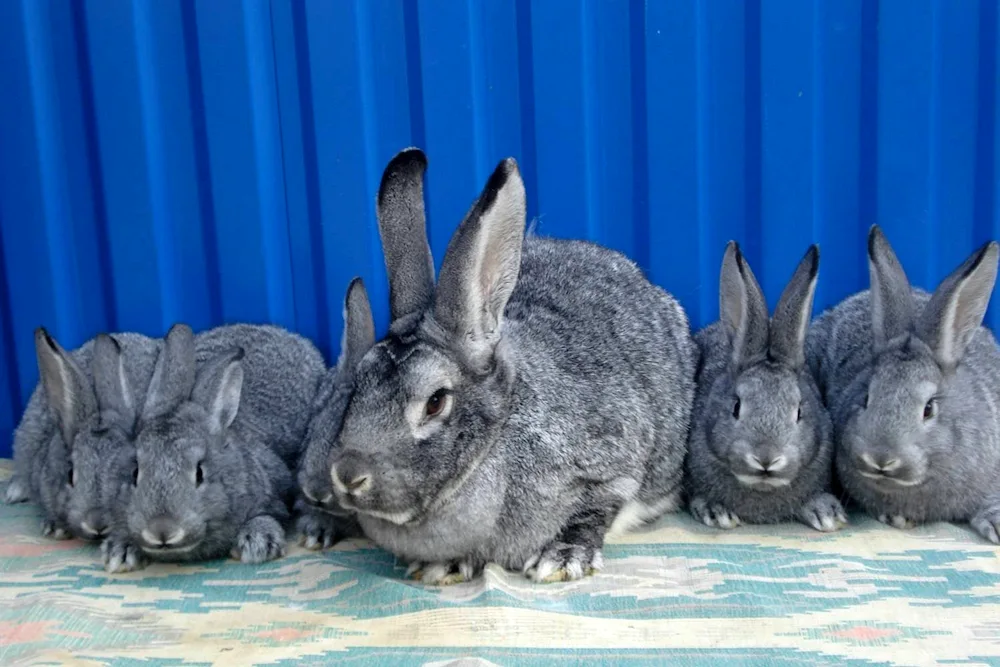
[796,403,802,422]
[862,392,869,409]
[425,389,449,418]
[132,467,139,486]
[732,398,741,420]
[195,463,205,487]
[923,398,938,421]
[67,466,75,487]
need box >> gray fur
[330,149,696,583]
[8,321,326,547]
[103,328,295,571]
[806,226,1000,542]
[686,243,844,531]
[294,278,374,550]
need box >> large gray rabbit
[6,323,325,550]
[807,226,1000,542]
[102,324,296,572]
[328,148,697,584]
[686,242,844,531]
[294,278,374,550]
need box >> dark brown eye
[797,404,802,422]
[425,389,448,418]
[732,398,741,420]
[923,398,938,421]
[863,392,869,409]
[196,463,205,487]
[132,466,139,486]
[68,465,75,487]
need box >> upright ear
[35,328,95,446]
[92,334,136,432]
[868,226,915,349]
[142,324,196,421]
[192,348,244,435]
[769,245,819,369]
[917,240,1000,369]
[336,277,376,382]
[377,148,435,322]
[434,158,526,370]
[719,242,769,368]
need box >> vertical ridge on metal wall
[0,0,998,456]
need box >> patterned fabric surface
[2,460,999,667]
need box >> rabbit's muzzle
[853,451,925,489]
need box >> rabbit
[7,322,325,548]
[685,242,845,531]
[101,324,296,572]
[806,225,1000,542]
[5,329,159,541]
[327,148,697,585]
[294,278,374,550]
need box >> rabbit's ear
[35,328,95,447]
[377,148,435,322]
[192,348,244,435]
[434,158,526,371]
[868,226,915,349]
[92,334,136,432]
[142,324,196,421]
[769,245,819,370]
[719,242,769,368]
[917,240,1000,370]
[336,277,375,383]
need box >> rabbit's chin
[855,470,927,491]
[339,499,417,527]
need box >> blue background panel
[0,0,997,457]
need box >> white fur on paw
[42,520,71,540]
[234,520,286,564]
[690,497,742,530]
[524,543,600,583]
[799,494,848,532]
[406,560,473,586]
[878,513,915,530]
[4,479,28,504]
[970,509,1000,544]
[102,538,146,574]
[297,513,338,551]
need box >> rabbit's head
[701,243,823,490]
[330,148,524,526]
[127,324,245,556]
[35,329,138,540]
[297,278,375,516]
[839,226,1000,492]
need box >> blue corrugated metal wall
[0,0,997,458]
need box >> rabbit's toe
[234,516,286,564]
[102,536,146,574]
[406,559,478,585]
[877,513,916,530]
[690,497,742,529]
[523,542,602,583]
[4,477,28,504]
[41,519,71,540]
[798,493,848,532]
[971,506,1000,544]
[296,512,340,551]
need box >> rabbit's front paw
[971,504,1000,544]
[102,535,147,573]
[877,513,916,530]
[405,559,478,585]
[233,516,286,564]
[523,542,603,583]
[4,476,28,504]
[41,519,71,540]
[797,493,848,532]
[296,511,343,551]
[690,497,742,529]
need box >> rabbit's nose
[302,486,335,507]
[859,452,902,473]
[331,456,372,496]
[80,511,109,538]
[746,453,788,474]
[142,517,186,547]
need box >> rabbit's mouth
[734,472,792,491]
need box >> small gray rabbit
[328,148,696,584]
[5,330,159,541]
[294,278,374,550]
[7,323,325,549]
[102,324,295,572]
[807,226,1000,542]
[686,242,845,531]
